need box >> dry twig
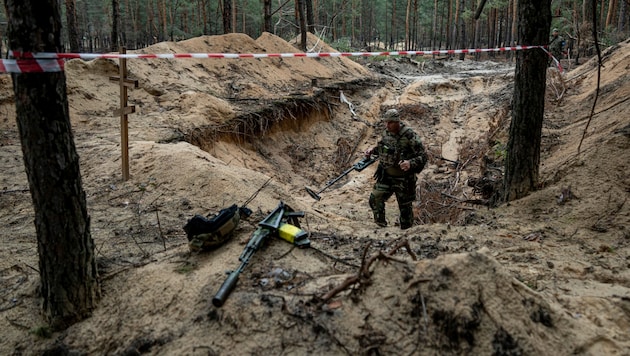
[321,239,416,302]
[577,8,604,155]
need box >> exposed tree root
[320,239,417,303]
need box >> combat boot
[373,212,387,227]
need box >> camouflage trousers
[369,174,417,229]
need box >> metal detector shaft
[305,156,376,200]
[439,156,460,165]
[306,166,355,200]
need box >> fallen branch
[577,2,603,156]
[441,192,489,206]
[309,246,360,268]
[320,239,416,302]
[0,189,29,195]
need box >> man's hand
[365,148,374,157]
[399,160,411,171]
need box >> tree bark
[263,0,272,33]
[296,0,307,51]
[503,0,551,201]
[453,0,461,50]
[306,0,315,33]
[222,0,232,33]
[112,0,120,50]
[413,0,419,48]
[581,0,595,56]
[605,0,617,29]
[161,0,168,40]
[242,0,247,33]
[391,0,397,49]
[511,0,518,45]
[432,0,438,49]
[599,0,607,30]
[201,0,208,34]
[619,0,627,32]
[405,0,412,50]
[64,0,81,52]
[232,0,237,33]
[5,0,99,330]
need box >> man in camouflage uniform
[365,109,427,229]
[549,28,564,65]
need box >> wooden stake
[109,47,138,181]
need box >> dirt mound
[1,33,629,355]
[313,249,588,355]
[50,249,590,355]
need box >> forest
[2,0,630,353]
[1,0,628,57]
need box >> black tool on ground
[305,156,376,201]
[439,156,460,166]
[183,177,271,251]
[212,201,310,307]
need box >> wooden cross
[109,47,138,181]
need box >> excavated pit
[179,61,518,226]
[185,94,334,151]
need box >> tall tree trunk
[123,0,133,48]
[361,0,371,48]
[160,0,169,40]
[438,2,445,49]
[446,0,453,49]
[167,0,183,41]
[65,0,81,52]
[349,0,355,43]
[241,0,246,33]
[405,0,412,50]
[263,0,272,33]
[599,0,607,30]
[232,0,237,33]
[296,0,307,50]
[458,0,466,59]
[5,0,99,330]
[413,0,419,48]
[503,0,551,201]
[391,0,397,50]
[581,0,594,56]
[112,0,120,50]
[222,0,232,33]
[432,0,438,49]
[605,0,617,29]
[453,0,461,50]
[133,0,141,48]
[572,0,580,63]
[344,0,348,37]
[306,0,315,33]
[511,0,518,45]
[201,0,208,34]
[473,0,481,58]
[619,0,627,32]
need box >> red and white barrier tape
[0,59,65,73]
[2,45,546,73]
[540,47,564,72]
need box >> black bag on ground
[184,204,244,251]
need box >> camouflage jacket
[549,35,564,54]
[374,123,427,176]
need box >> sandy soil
[1,33,629,355]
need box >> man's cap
[383,109,400,122]
[552,28,559,33]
